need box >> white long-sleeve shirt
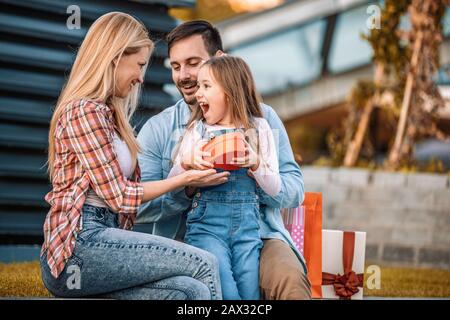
[168,117,281,197]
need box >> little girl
[168,55,281,300]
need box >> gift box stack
[282,192,367,300]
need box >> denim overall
[184,126,263,300]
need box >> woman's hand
[142,168,220,202]
[181,140,214,171]
[230,139,260,171]
[181,168,218,186]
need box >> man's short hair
[167,20,223,57]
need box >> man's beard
[182,93,197,106]
[177,79,198,106]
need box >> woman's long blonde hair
[48,12,153,181]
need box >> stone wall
[301,166,450,269]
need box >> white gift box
[321,229,366,300]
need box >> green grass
[1,261,449,298]
[363,265,450,297]
[0,261,52,297]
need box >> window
[328,5,373,74]
[443,6,450,37]
[230,19,326,95]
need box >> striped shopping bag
[281,206,305,256]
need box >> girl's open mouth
[199,102,210,114]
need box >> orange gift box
[202,132,246,170]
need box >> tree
[387,0,449,169]
[330,0,449,170]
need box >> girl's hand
[231,139,260,171]
[181,140,214,170]
[181,169,217,186]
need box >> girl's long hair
[173,55,263,163]
[47,12,153,181]
[187,55,263,130]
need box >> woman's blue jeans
[40,204,222,300]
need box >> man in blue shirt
[137,20,310,299]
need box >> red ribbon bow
[322,231,364,299]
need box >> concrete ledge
[365,244,380,261]
[330,167,371,187]
[382,245,415,263]
[419,247,450,269]
[302,166,332,185]
[302,166,450,269]
[406,172,449,190]
[371,171,407,188]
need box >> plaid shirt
[42,99,144,278]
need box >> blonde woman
[40,12,222,300]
